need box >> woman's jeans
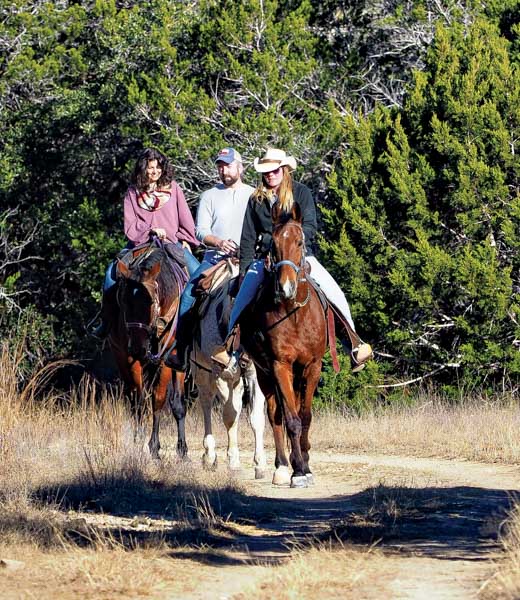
[226,256,355,336]
[178,257,214,317]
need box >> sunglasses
[264,167,282,176]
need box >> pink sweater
[123,183,199,247]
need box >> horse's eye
[298,240,303,247]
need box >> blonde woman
[212,148,372,372]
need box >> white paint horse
[189,260,267,479]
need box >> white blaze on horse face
[281,277,294,298]
[280,267,297,299]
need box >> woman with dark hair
[91,147,200,338]
[212,148,372,373]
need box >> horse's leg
[257,368,290,486]
[148,365,172,460]
[127,360,145,441]
[272,361,307,488]
[218,377,242,471]
[243,367,267,479]
[265,391,291,486]
[299,360,322,485]
[198,371,217,469]
[170,369,188,458]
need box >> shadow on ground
[17,475,516,565]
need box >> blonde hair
[252,166,294,210]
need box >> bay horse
[240,202,327,488]
[109,243,188,459]
[189,259,267,478]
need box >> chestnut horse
[110,244,188,459]
[240,202,327,488]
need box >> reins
[269,221,310,309]
[118,239,188,362]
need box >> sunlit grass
[2,338,520,598]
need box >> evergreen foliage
[0,0,518,394]
[321,15,520,391]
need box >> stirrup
[220,353,240,382]
[351,343,373,373]
[211,345,231,367]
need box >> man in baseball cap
[215,147,243,165]
[165,146,253,371]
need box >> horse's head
[270,202,307,303]
[117,258,161,361]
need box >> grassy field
[2,340,520,598]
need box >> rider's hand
[151,228,167,240]
[219,239,238,255]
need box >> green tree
[322,16,520,391]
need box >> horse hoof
[272,466,291,486]
[305,473,315,486]
[202,456,218,471]
[255,467,266,480]
[290,475,309,488]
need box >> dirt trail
[177,451,519,599]
[76,450,518,598]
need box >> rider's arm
[124,186,152,245]
[174,182,200,248]
[296,183,317,250]
[239,199,257,276]
[202,234,237,255]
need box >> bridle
[119,276,181,363]
[270,221,310,308]
[123,279,160,335]
[117,245,184,363]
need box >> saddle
[117,241,187,272]
[193,258,239,295]
[192,259,239,320]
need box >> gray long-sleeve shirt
[196,182,255,262]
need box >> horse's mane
[135,248,179,302]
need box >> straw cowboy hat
[253,148,297,173]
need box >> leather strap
[327,307,340,373]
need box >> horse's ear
[116,260,131,279]
[291,201,302,223]
[142,261,161,281]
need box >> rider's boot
[90,286,117,339]
[211,327,240,381]
[349,342,373,372]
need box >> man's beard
[221,173,240,187]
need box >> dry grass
[0,540,219,600]
[310,399,520,464]
[0,339,252,598]
[481,504,520,599]
[2,337,520,598]
[234,541,385,600]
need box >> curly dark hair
[131,148,175,191]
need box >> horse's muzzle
[276,277,297,302]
